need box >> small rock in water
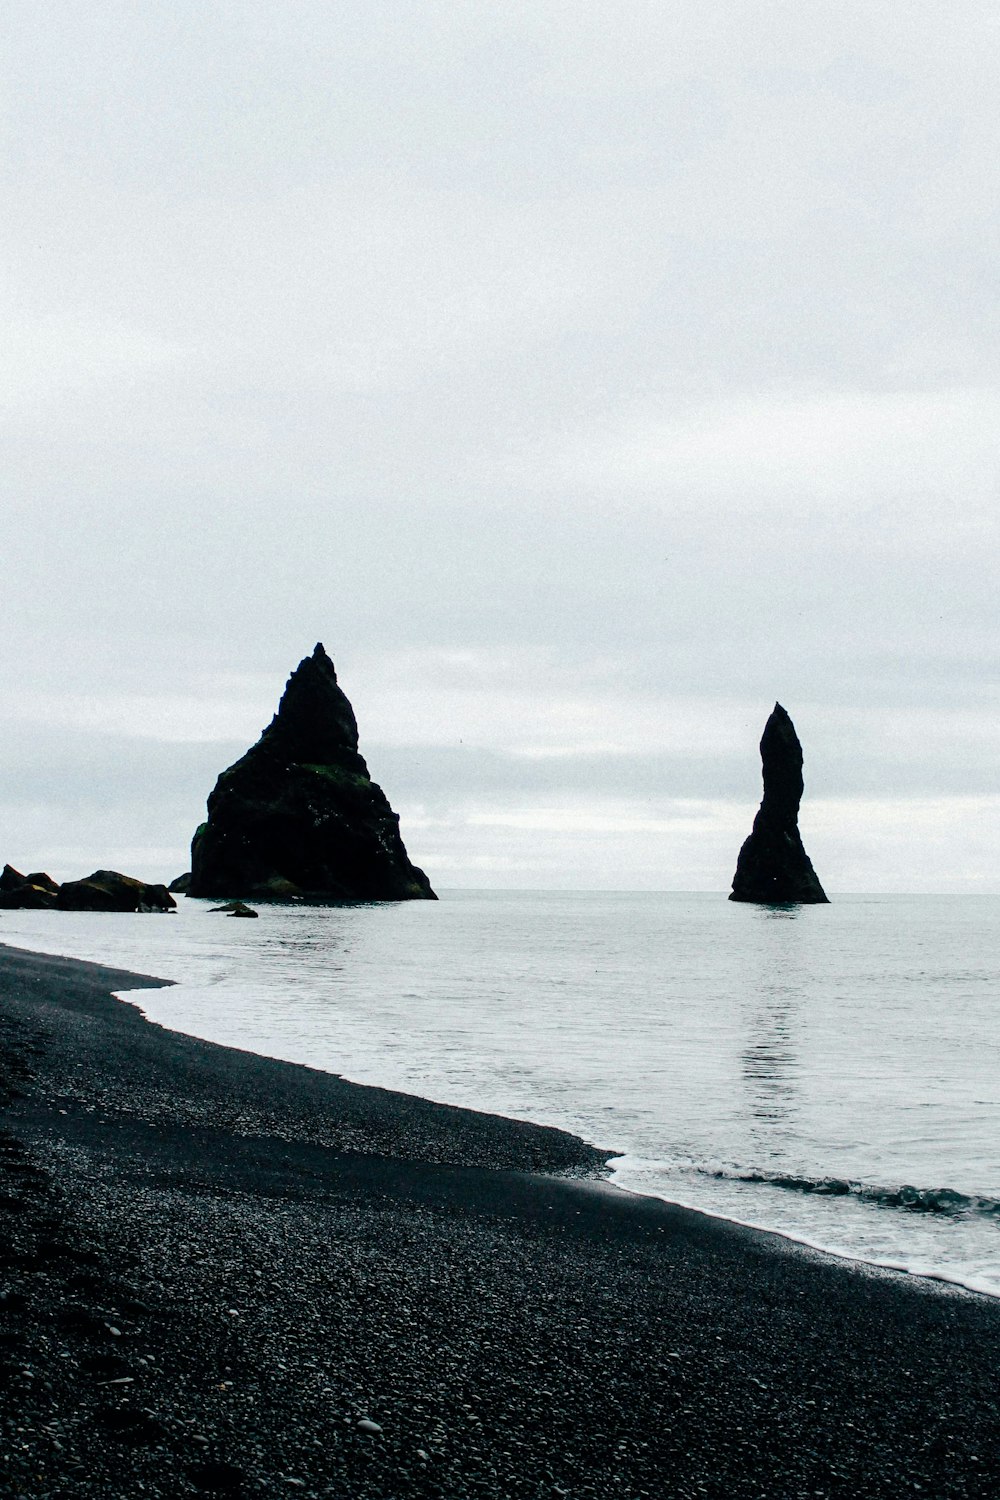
[357,1418,383,1435]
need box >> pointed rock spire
[729,703,828,905]
[188,645,436,902]
[260,642,360,763]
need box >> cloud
[0,316,189,406]
[543,388,1000,508]
[2,3,1000,889]
[5,693,265,744]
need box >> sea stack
[729,703,828,905]
[188,644,436,902]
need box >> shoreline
[10,892,997,1306]
[606,1165,1000,1303]
[3,942,1000,1496]
[127,983,1000,1307]
[7,895,999,1303]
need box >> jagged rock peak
[261,642,360,764]
[187,645,436,903]
[729,703,829,906]
[758,702,804,821]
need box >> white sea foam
[5,890,1000,1296]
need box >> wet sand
[2,940,1000,1498]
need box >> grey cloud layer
[2,2,999,888]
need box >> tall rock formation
[188,644,436,902]
[729,703,828,905]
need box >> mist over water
[6,890,1000,1295]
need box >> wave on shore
[705,1167,1000,1221]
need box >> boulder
[24,872,59,894]
[167,872,191,894]
[187,643,436,903]
[0,882,59,910]
[209,901,259,918]
[57,871,177,914]
[0,864,27,893]
[729,703,829,905]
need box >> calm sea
[5,890,1000,1296]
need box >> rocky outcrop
[187,643,436,903]
[168,873,191,894]
[0,878,59,910]
[0,868,60,908]
[57,871,176,913]
[730,703,829,905]
[0,865,176,912]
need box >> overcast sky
[3,1,1000,892]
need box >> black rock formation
[729,703,829,905]
[187,643,436,902]
[0,865,175,911]
[0,878,59,910]
[57,871,177,913]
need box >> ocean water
[4,890,1000,1297]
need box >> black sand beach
[2,943,1000,1498]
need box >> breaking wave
[705,1168,1000,1221]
